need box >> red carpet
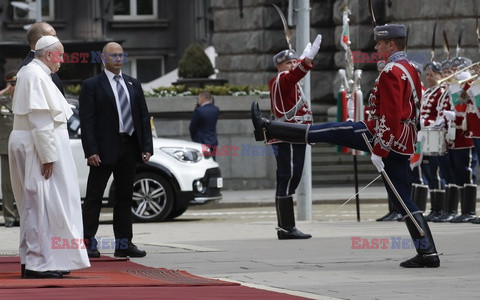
[0,256,311,299]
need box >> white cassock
[8,59,90,272]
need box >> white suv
[67,100,222,222]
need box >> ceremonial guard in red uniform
[252,24,440,268]
[267,34,322,240]
[434,57,477,223]
[418,61,451,221]
[409,61,430,213]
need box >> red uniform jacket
[364,60,421,157]
[420,86,446,128]
[269,59,313,124]
[268,59,313,144]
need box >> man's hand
[300,34,322,61]
[87,154,101,167]
[443,110,455,121]
[432,118,445,128]
[42,162,54,179]
[304,34,322,59]
[142,152,152,163]
[299,42,311,60]
[370,153,384,173]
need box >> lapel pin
[128,81,133,85]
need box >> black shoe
[376,211,393,221]
[56,270,70,276]
[472,217,480,224]
[383,212,403,221]
[24,269,64,279]
[4,220,14,228]
[433,212,457,222]
[400,253,440,268]
[450,213,476,223]
[114,243,146,258]
[425,210,443,222]
[277,227,312,240]
[87,248,101,258]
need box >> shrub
[178,43,215,78]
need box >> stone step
[310,144,379,186]
[312,163,376,173]
[312,173,383,185]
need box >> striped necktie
[114,75,134,135]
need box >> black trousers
[307,121,418,215]
[272,143,306,197]
[82,134,139,244]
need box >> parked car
[0,100,222,222]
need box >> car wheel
[167,206,188,220]
[131,172,174,222]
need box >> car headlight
[161,147,202,163]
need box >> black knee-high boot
[251,101,309,143]
[425,190,445,221]
[434,184,459,222]
[275,196,312,240]
[400,212,440,268]
[451,184,477,223]
[413,184,429,213]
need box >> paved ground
[2,186,480,299]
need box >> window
[113,0,157,20]
[123,56,164,83]
[42,0,54,20]
[9,0,54,20]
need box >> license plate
[216,178,223,188]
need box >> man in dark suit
[20,22,64,95]
[80,42,153,258]
[189,91,219,159]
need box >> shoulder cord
[272,71,302,122]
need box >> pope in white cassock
[8,35,90,279]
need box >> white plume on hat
[35,35,60,51]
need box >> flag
[410,134,426,170]
[467,82,480,116]
[340,11,350,51]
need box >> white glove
[443,110,456,121]
[299,42,311,60]
[432,118,445,128]
[312,34,322,48]
[304,34,322,59]
[371,153,384,173]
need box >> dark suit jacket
[189,102,219,146]
[20,50,65,95]
[79,71,153,165]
